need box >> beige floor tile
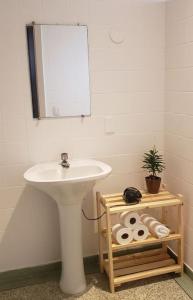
[0,273,190,300]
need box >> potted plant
[142,146,165,194]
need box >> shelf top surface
[100,190,183,213]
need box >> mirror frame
[26,25,40,118]
[26,24,91,119]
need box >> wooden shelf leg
[177,194,184,275]
[106,207,115,293]
[96,192,104,273]
[162,207,168,253]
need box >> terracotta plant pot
[145,176,161,194]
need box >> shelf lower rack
[103,248,181,286]
[113,265,181,286]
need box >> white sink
[24,159,111,294]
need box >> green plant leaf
[141,146,165,177]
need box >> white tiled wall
[165,0,193,270]
[0,0,165,271]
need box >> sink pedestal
[24,159,112,295]
[58,201,86,295]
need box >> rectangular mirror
[27,24,91,118]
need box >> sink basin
[24,159,112,294]
[24,159,111,205]
[24,159,111,183]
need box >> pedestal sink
[24,159,112,294]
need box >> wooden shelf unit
[97,190,184,293]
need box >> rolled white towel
[149,220,170,238]
[140,214,170,238]
[140,213,149,221]
[141,215,155,227]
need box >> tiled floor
[0,273,191,300]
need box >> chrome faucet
[61,153,70,168]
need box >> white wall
[165,0,193,270]
[0,0,165,271]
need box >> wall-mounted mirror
[27,24,91,118]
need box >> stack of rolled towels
[112,212,170,245]
[140,213,170,239]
